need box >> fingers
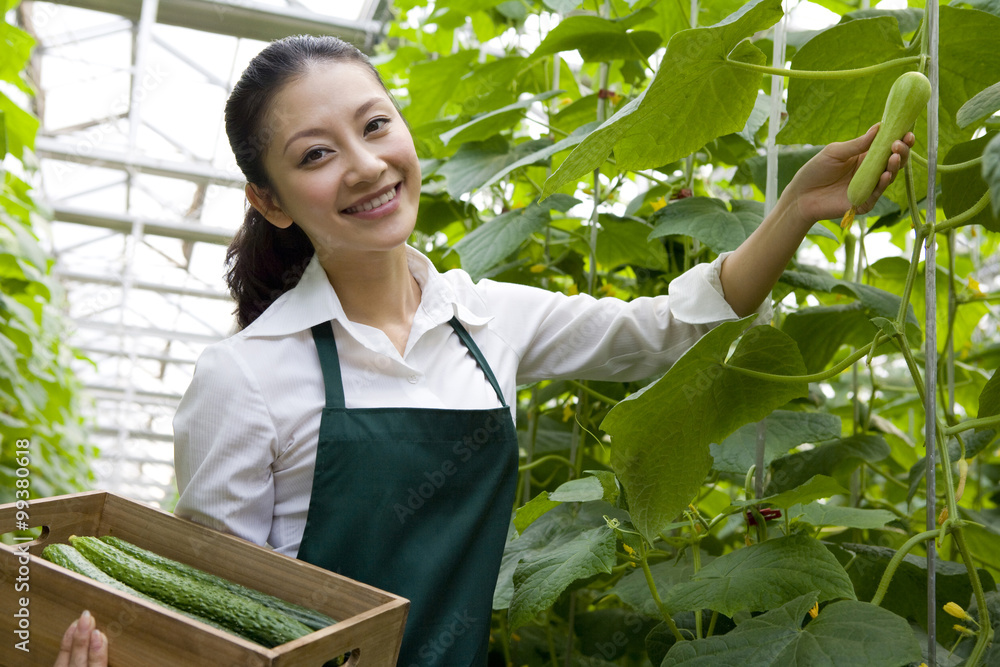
[53,611,107,667]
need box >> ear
[246,183,294,229]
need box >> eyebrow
[282,97,388,155]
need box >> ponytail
[225,207,314,330]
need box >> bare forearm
[718,197,813,318]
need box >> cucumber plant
[396,0,1000,664]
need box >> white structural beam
[36,136,246,188]
[43,0,384,49]
[55,269,231,300]
[53,204,235,245]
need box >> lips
[343,184,399,214]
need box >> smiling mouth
[343,184,399,214]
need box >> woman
[170,34,911,666]
[54,611,107,667]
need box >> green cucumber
[843,71,931,227]
[70,535,312,648]
[41,543,254,641]
[100,535,336,631]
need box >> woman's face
[249,61,421,263]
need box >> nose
[344,143,386,186]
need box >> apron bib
[298,318,518,666]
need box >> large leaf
[452,194,578,280]
[438,135,554,198]
[606,556,700,619]
[404,50,478,127]
[532,11,662,62]
[602,318,808,541]
[663,534,856,616]
[540,0,783,198]
[662,593,921,666]
[790,502,897,530]
[980,366,1000,420]
[984,133,1000,218]
[508,524,616,629]
[942,133,999,233]
[648,198,763,255]
[710,410,842,475]
[767,434,890,494]
[596,217,669,269]
[841,541,996,645]
[957,80,1000,129]
[440,90,563,146]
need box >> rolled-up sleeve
[173,342,277,547]
[483,252,772,385]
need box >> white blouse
[172,246,770,557]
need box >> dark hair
[224,34,387,330]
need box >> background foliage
[1,0,95,507]
[375,0,1000,664]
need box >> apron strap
[310,321,346,408]
[310,318,507,409]
[448,317,507,408]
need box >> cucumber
[70,535,312,648]
[41,543,254,641]
[100,535,336,631]
[842,71,931,228]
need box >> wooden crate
[0,491,408,666]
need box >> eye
[300,147,330,165]
[365,117,390,135]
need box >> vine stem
[953,529,995,666]
[910,151,983,173]
[943,415,1000,435]
[724,55,921,80]
[934,190,992,233]
[640,552,684,642]
[870,529,941,606]
[723,341,875,383]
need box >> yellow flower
[566,283,579,296]
[562,402,575,422]
[650,197,668,211]
[944,602,974,622]
[623,543,636,557]
[968,278,985,296]
[953,624,977,637]
[529,263,547,273]
[808,602,819,619]
[599,283,617,297]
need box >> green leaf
[780,303,886,374]
[767,435,890,495]
[453,198,570,280]
[549,476,606,502]
[842,541,996,645]
[957,80,1000,129]
[790,502,897,530]
[984,133,1000,219]
[596,217,668,269]
[942,132,999,232]
[760,474,850,510]
[0,90,38,162]
[648,198,763,255]
[404,50,478,127]
[440,90,563,146]
[711,410,842,475]
[438,135,553,198]
[513,491,561,534]
[475,121,601,194]
[979,366,1000,420]
[602,318,808,541]
[606,555,700,619]
[662,593,921,666]
[508,525,616,628]
[663,534,856,617]
[532,11,662,62]
[540,0,783,198]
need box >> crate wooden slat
[0,491,408,666]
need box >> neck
[319,245,421,354]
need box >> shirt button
[407,374,419,384]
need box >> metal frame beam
[42,0,384,49]
[53,204,235,245]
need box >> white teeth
[347,187,396,213]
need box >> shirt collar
[239,245,492,340]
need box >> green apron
[298,318,519,666]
